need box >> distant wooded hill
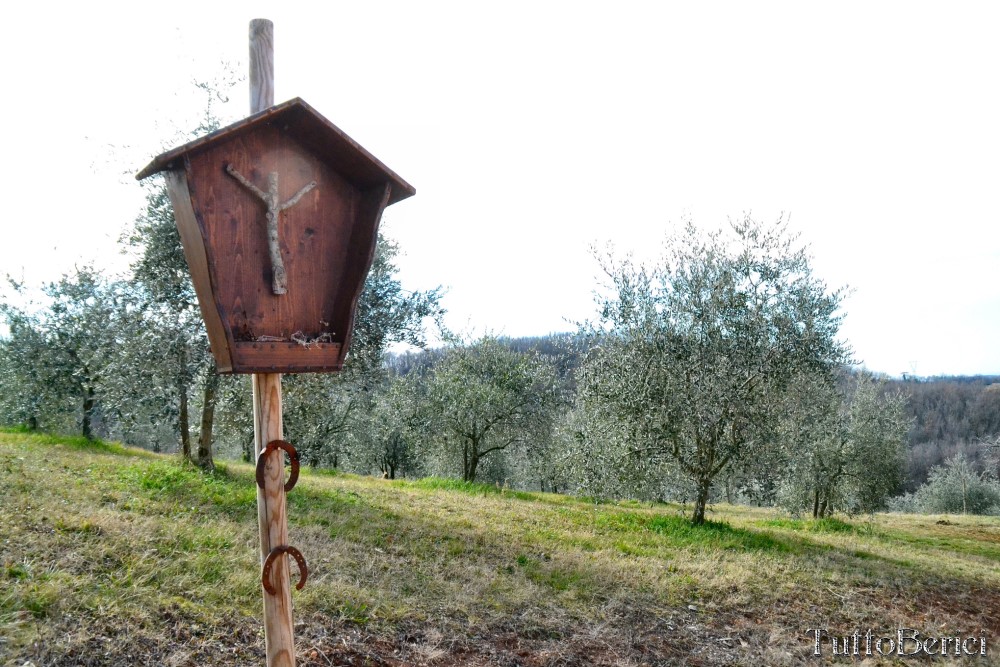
[887,375,1000,490]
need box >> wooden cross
[226,164,317,295]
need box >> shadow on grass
[40,437,997,613]
[753,514,1000,570]
[111,457,374,526]
[876,526,1000,563]
[395,476,668,512]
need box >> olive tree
[360,371,426,479]
[0,289,58,431]
[112,77,242,467]
[426,337,562,483]
[579,215,850,524]
[902,455,1000,515]
[1,269,187,444]
[3,269,126,440]
[778,371,910,517]
[120,180,218,467]
[272,234,444,469]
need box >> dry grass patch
[2,431,999,665]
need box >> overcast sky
[2,2,998,377]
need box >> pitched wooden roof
[136,97,415,205]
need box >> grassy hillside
[1,431,998,666]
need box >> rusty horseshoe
[261,545,308,595]
[255,439,299,493]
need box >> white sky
[2,2,998,377]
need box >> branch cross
[226,164,317,295]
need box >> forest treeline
[891,375,1000,488]
[2,177,998,522]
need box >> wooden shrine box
[137,98,415,373]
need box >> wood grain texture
[165,170,234,372]
[253,372,295,667]
[235,342,343,372]
[337,183,391,361]
[225,165,316,295]
[136,97,415,373]
[249,19,274,114]
[183,125,363,372]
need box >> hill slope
[1,431,999,665]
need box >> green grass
[599,511,791,552]
[756,516,862,533]
[1,430,999,666]
[400,475,540,501]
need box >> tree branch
[281,181,317,210]
[225,164,268,201]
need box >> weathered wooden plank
[337,182,391,360]
[234,341,343,372]
[164,169,234,372]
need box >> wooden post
[250,19,274,114]
[249,18,295,667]
[253,373,294,666]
